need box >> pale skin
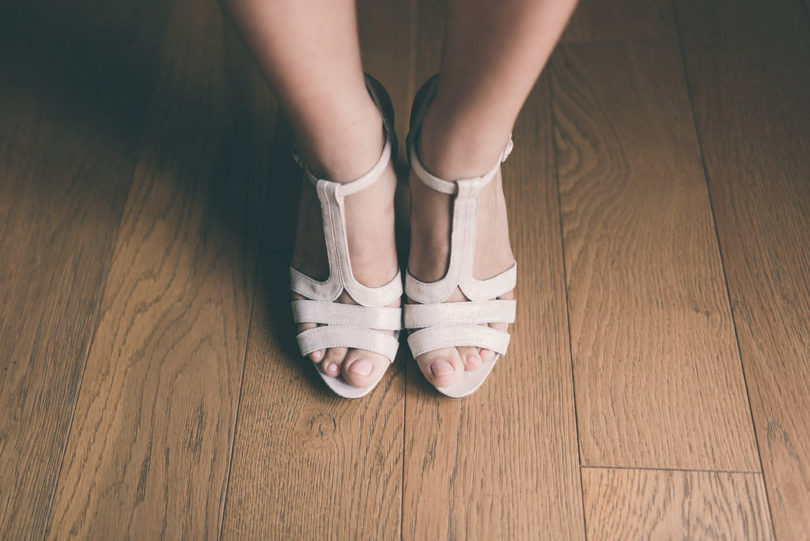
[222,0,578,389]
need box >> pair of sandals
[291,74,517,399]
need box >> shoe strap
[289,76,403,308]
[292,299,402,330]
[294,132,393,197]
[297,326,400,361]
[404,298,515,328]
[407,325,511,358]
[408,135,513,197]
[404,75,516,304]
[293,72,396,197]
[288,153,403,307]
[405,74,514,196]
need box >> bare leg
[409,0,578,387]
[223,0,400,387]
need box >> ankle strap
[408,136,513,195]
[292,73,396,198]
[293,126,393,197]
[406,74,514,195]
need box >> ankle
[415,100,513,181]
[292,97,387,183]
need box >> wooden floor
[1,0,808,538]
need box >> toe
[342,349,388,388]
[480,319,509,364]
[417,347,464,388]
[320,346,348,378]
[458,345,481,371]
[478,348,496,364]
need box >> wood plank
[220,254,406,539]
[401,2,584,537]
[562,0,676,43]
[676,0,810,536]
[582,468,773,539]
[221,0,412,537]
[0,1,170,537]
[551,43,759,470]
[44,0,275,537]
[402,80,585,539]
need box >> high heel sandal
[403,75,517,398]
[290,74,402,398]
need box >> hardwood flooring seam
[38,13,170,529]
[218,110,277,538]
[548,63,590,541]
[39,175,136,541]
[668,1,777,536]
[217,49,287,538]
[400,5,417,540]
[217,259,260,541]
[581,465,760,474]
[582,467,774,539]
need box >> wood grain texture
[402,80,585,540]
[3,0,806,537]
[401,2,584,538]
[221,1,412,537]
[551,44,758,470]
[676,0,810,536]
[44,0,275,537]
[583,468,773,539]
[562,0,676,43]
[0,1,170,537]
[220,254,405,539]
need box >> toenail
[430,360,454,377]
[348,359,373,377]
[311,350,324,362]
[467,355,480,369]
[326,362,337,374]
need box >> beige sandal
[404,75,517,398]
[290,74,402,398]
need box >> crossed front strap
[403,265,517,358]
[292,300,401,361]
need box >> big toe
[342,349,389,388]
[417,347,464,388]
